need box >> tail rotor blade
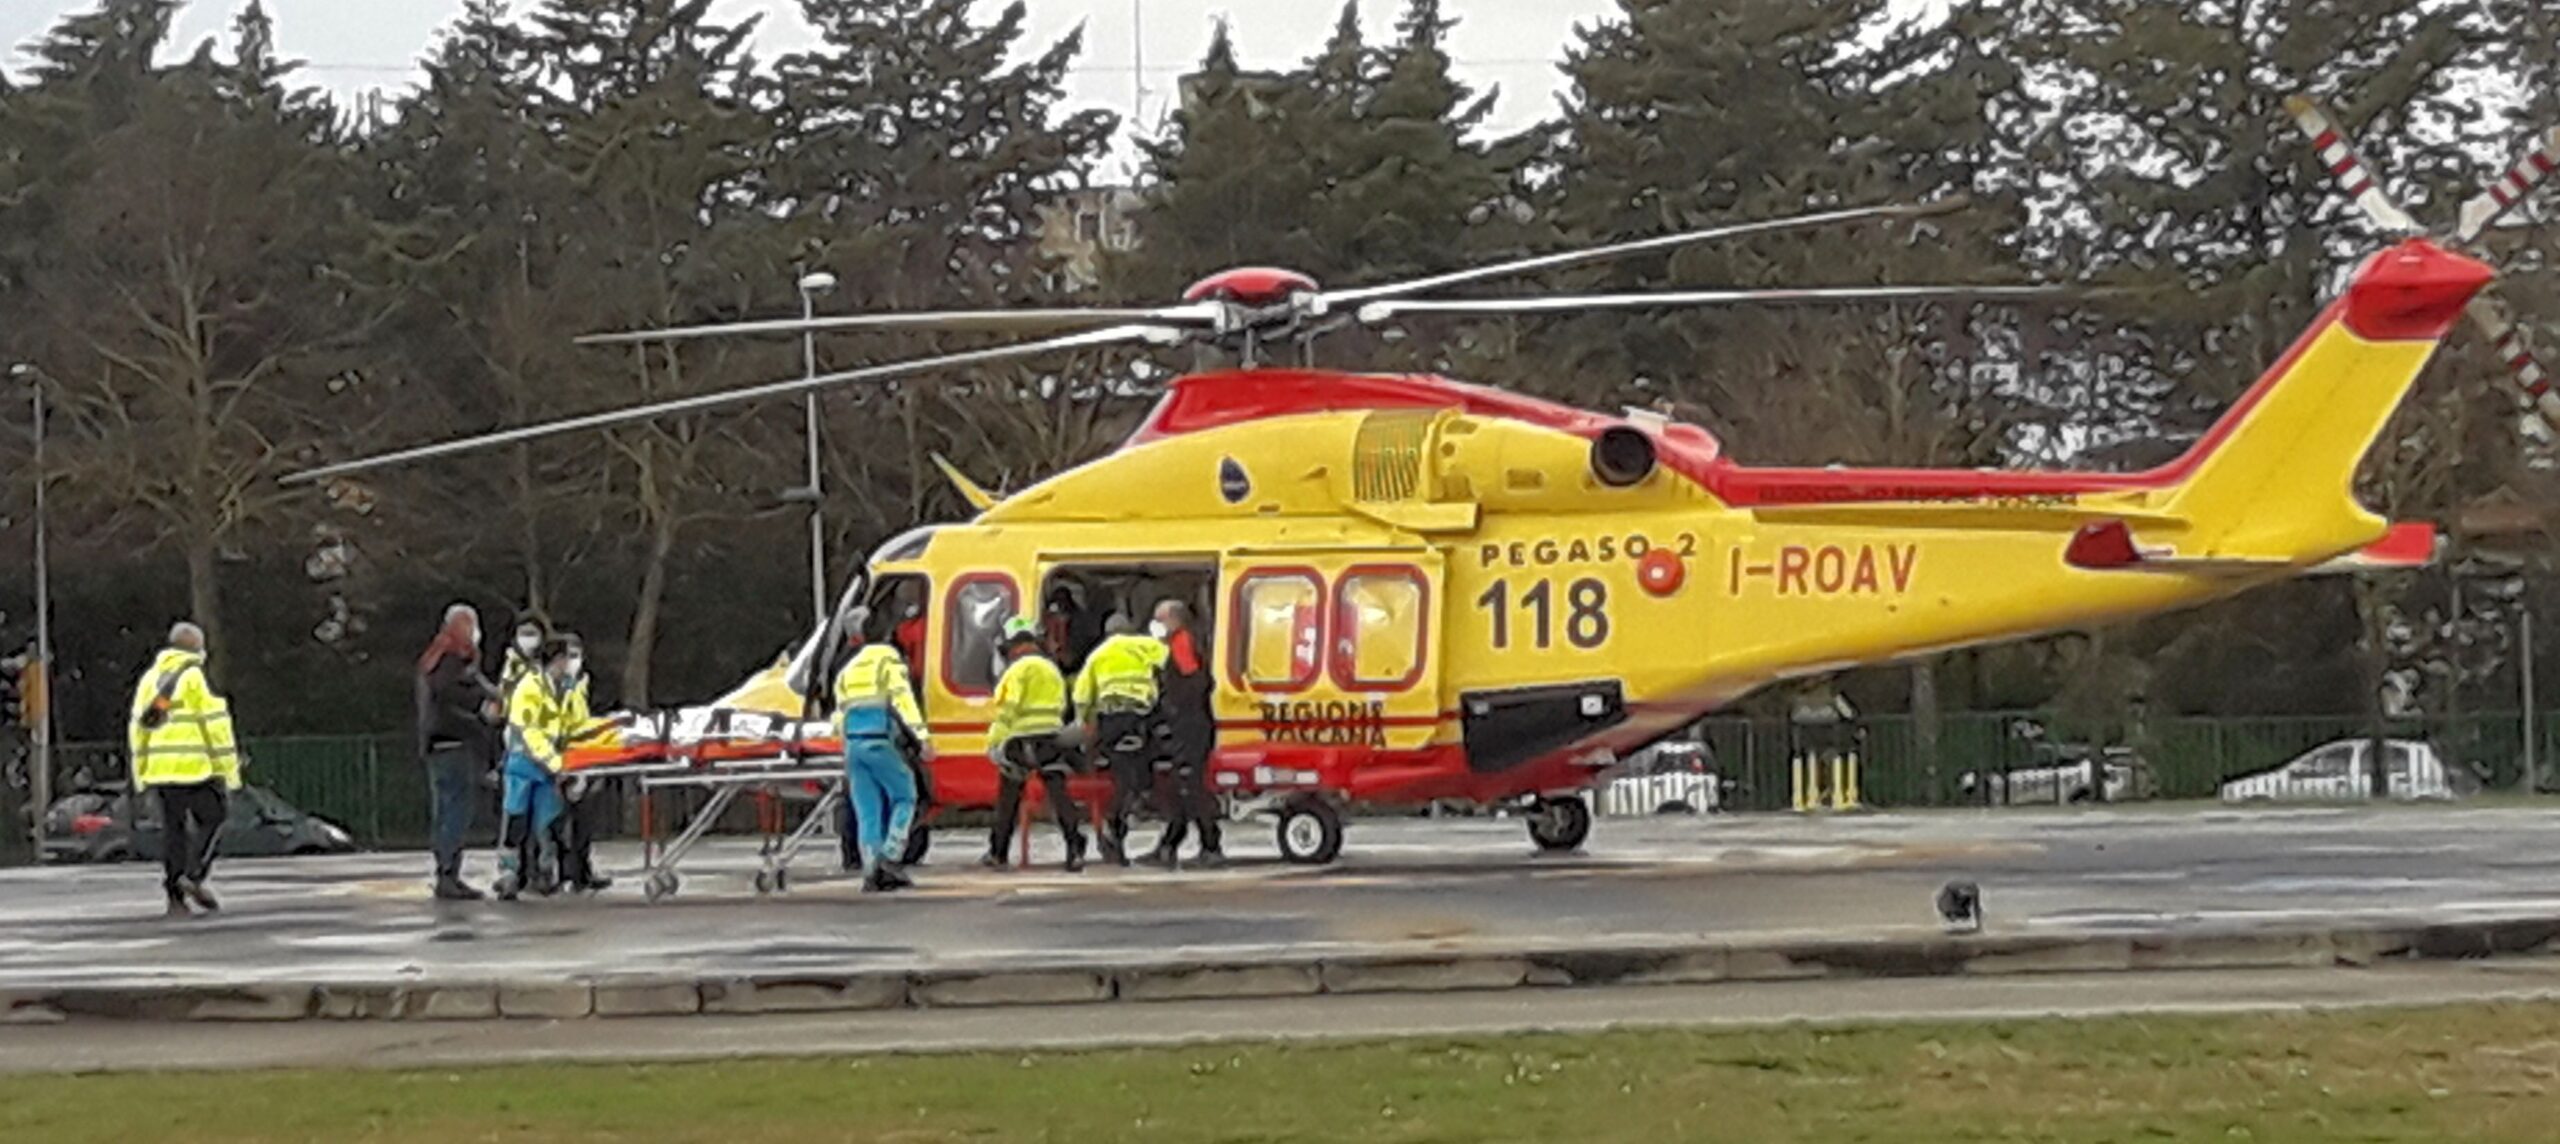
[2467,296,2560,430]
[2282,95,2424,235]
[2455,126,2560,245]
[280,323,1189,486]
[1317,199,1970,309]
[1355,284,2078,323]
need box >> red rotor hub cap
[1184,267,1319,307]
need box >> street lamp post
[11,364,52,849]
[796,272,837,631]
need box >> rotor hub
[1183,267,1320,307]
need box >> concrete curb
[7,915,2556,1024]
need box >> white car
[1962,749,2152,805]
[2217,738,2481,803]
[1598,742,1721,816]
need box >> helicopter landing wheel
[1527,795,1592,853]
[1277,801,1344,865]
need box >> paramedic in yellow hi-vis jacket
[982,617,1087,872]
[547,634,614,894]
[129,622,241,917]
[1073,613,1168,866]
[835,614,932,893]
[496,636,579,900]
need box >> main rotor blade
[1355,284,2078,323]
[279,323,1188,487]
[2454,126,2560,244]
[2281,95,2425,235]
[1318,200,1968,308]
[2466,294,2560,431]
[577,303,1222,346]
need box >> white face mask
[517,634,539,654]
[564,656,584,680]
[1148,620,1170,639]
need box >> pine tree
[770,0,1118,525]
[1321,0,1515,282]
[1114,23,1334,300]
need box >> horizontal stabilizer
[2065,519,2437,575]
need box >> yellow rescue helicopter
[284,109,2555,866]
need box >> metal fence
[41,708,2560,848]
[50,734,431,847]
[1688,709,2552,813]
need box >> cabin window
[942,574,1018,697]
[1331,567,1429,691]
[1230,570,1324,692]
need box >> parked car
[39,783,357,863]
[1961,746,2155,805]
[1599,741,1723,816]
[2217,738,2482,803]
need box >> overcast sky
[2,1,1948,174]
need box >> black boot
[1138,846,1177,871]
[180,878,220,913]
[1063,835,1088,873]
[979,851,1007,869]
[1190,849,1229,870]
[876,861,914,891]
[434,875,486,902]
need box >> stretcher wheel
[644,871,679,902]
[752,869,775,895]
[1277,802,1344,865]
[1528,795,1592,853]
[899,826,931,867]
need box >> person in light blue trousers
[833,620,933,892]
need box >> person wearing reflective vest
[983,617,1086,872]
[127,622,241,917]
[836,618,932,892]
[546,635,614,895]
[1073,612,1167,866]
[496,637,579,900]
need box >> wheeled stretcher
[564,704,935,902]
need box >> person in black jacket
[1143,599,1224,869]
[417,603,498,901]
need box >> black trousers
[1153,723,1221,855]
[551,784,601,886]
[988,737,1085,860]
[154,781,225,898]
[1095,709,1155,848]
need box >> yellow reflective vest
[507,671,577,773]
[127,648,241,791]
[1073,633,1166,716]
[835,643,928,743]
[988,653,1068,748]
